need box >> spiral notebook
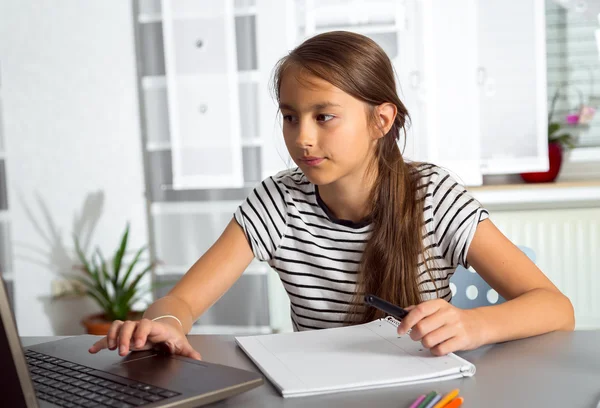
[235,316,476,398]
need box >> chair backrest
[449,246,536,309]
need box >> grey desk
[23,331,600,408]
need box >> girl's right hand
[87,318,202,360]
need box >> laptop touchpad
[107,354,209,390]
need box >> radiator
[490,208,600,330]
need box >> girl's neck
[316,168,377,224]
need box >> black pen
[364,294,409,321]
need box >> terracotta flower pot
[520,141,563,183]
[81,311,144,335]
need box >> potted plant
[71,223,156,335]
[520,88,576,183]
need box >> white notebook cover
[235,316,475,398]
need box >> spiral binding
[384,316,401,328]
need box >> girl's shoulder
[410,162,469,200]
[256,167,315,206]
[271,167,313,192]
[272,167,307,184]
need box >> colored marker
[409,395,426,408]
[444,397,464,408]
[433,389,460,408]
[424,394,442,408]
[417,391,438,408]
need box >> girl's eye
[283,114,298,124]
[317,114,335,123]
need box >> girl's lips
[302,157,324,166]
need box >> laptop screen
[0,277,38,407]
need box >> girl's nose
[295,125,316,149]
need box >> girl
[89,31,574,359]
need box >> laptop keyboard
[25,350,181,408]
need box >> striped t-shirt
[234,164,489,331]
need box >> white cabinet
[477,0,548,175]
[167,0,228,16]
[410,0,548,183]
[156,0,549,189]
[300,0,400,33]
[169,17,232,75]
[256,0,294,179]
[294,0,483,184]
[294,0,548,185]
[396,0,424,162]
[161,0,244,189]
[418,0,482,185]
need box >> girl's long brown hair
[274,31,433,324]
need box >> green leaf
[89,251,101,284]
[90,250,110,301]
[112,301,129,321]
[78,255,104,306]
[113,223,130,290]
[121,264,153,306]
[74,275,110,306]
[548,122,561,137]
[96,248,113,294]
[73,234,93,277]
[86,291,113,316]
[74,277,111,313]
[549,131,576,150]
[120,246,147,288]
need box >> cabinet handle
[477,67,486,85]
[409,71,420,88]
[195,39,204,49]
[199,104,208,114]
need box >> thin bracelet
[151,314,183,328]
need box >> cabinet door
[303,0,398,32]
[477,0,548,175]
[162,0,244,189]
[256,0,293,179]
[419,0,482,185]
[396,0,424,162]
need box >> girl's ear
[373,102,397,139]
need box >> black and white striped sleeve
[429,169,489,269]
[234,175,289,261]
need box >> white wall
[0,0,148,335]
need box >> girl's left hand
[396,299,486,356]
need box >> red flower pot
[520,142,563,183]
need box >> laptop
[0,277,264,407]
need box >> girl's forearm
[472,288,575,346]
[142,295,195,334]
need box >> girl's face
[278,67,378,186]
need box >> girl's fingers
[117,321,138,356]
[89,319,195,359]
[397,301,444,335]
[407,313,447,341]
[429,335,464,356]
[88,336,108,354]
[89,320,126,354]
[419,324,456,349]
[106,320,125,350]
[131,319,154,350]
[178,341,202,360]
